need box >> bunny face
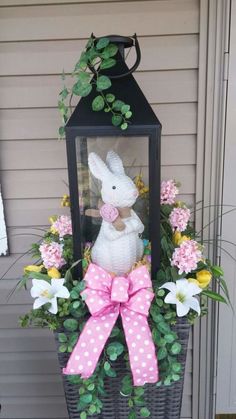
[88,150,139,208]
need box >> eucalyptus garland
[58,36,132,138]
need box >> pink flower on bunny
[88,150,144,275]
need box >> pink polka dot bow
[63,263,159,386]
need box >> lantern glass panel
[75,136,149,249]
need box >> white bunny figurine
[88,150,144,275]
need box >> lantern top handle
[90,33,141,79]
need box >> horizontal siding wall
[0,1,199,418]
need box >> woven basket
[55,318,190,419]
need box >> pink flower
[51,215,72,238]
[39,241,66,269]
[171,240,202,275]
[161,180,179,205]
[100,203,119,223]
[169,207,191,232]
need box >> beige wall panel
[0,70,197,109]
[0,351,61,375]
[0,104,197,140]
[0,35,198,76]
[0,374,64,397]
[0,135,195,170]
[1,397,68,419]
[0,1,199,42]
[0,328,58,352]
[0,0,150,4]
[1,165,194,200]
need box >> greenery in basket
[58,36,133,138]
[17,177,229,419]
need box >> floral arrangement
[19,179,228,419]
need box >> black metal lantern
[65,35,161,280]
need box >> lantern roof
[66,57,161,131]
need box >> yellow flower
[196,270,212,288]
[173,231,190,246]
[50,226,58,235]
[61,194,70,207]
[134,174,149,196]
[47,267,61,279]
[24,265,44,274]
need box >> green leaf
[105,367,117,377]
[170,342,182,355]
[158,346,167,360]
[211,265,224,277]
[121,104,130,114]
[96,75,112,90]
[59,87,69,100]
[202,289,227,304]
[107,342,124,356]
[140,407,151,417]
[96,37,110,50]
[59,344,67,353]
[157,321,171,335]
[63,318,79,332]
[80,393,93,404]
[72,81,92,97]
[80,412,87,419]
[88,405,96,414]
[121,122,128,130]
[172,373,181,382]
[112,100,125,111]
[103,43,118,57]
[128,411,136,419]
[134,387,145,397]
[69,332,79,347]
[92,95,105,111]
[109,353,118,361]
[164,333,176,343]
[58,333,67,343]
[172,362,182,373]
[87,383,95,391]
[77,72,91,84]
[70,289,79,300]
[125,111,132,119]
[104,361,111,371]
[100,58,116,69]
[112,115,122,127]
[110,326,120,337]
[106,93,115,103]
[72,301,81,309]
[59,126,65,137]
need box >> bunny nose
[133,191,138,198]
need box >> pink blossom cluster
[161,180,179,205]
[171,239,202,274]
[39,241,66,269]
[51,215,72,238]
[169,207,191,232]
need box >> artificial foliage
[58,36,132,137]
[18,179,228,419]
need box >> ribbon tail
[63,310,119,378]
[120,308,159,386]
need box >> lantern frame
[65,36,161,280]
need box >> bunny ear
[88,152,111,181]
[106,150,125,175]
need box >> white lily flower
[30,278,70,314]
[160,279,202,317]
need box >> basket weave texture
[55,318,190,419]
